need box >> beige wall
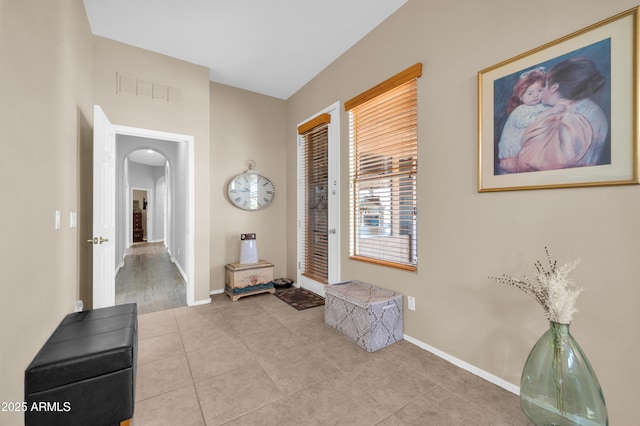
[210,83,288,290]
[92,36,211,303]
[0,0,93,423]
[286,1,639,423]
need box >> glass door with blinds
[297,102,340,296]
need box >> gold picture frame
[478,7,638,192]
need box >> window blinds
[298,115,330,283]
[346,64,421,271]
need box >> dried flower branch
[490,247,583,324]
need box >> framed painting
[478,7,638,192]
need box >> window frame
[346,63,422,271]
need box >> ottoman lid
[225,260,273,271]
[25,305,137,394]
[326,280,402,308]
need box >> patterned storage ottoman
[325,280,403,352]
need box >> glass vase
[520,322,608,426]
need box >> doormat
[274,287,324,311]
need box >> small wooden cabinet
[133,211,143,242]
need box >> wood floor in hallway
[115,242,187,314]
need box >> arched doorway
[113,126,195,309]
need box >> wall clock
[227,163,275,210]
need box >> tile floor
[132,292,532,425]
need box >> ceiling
[128,149,167,167]
[83,0,407,100]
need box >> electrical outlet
[408,296,416,311]
[74,300,84,312]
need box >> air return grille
[117,72,182,102]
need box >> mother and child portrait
[493,39,612,175]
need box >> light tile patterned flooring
[132,292,532,425]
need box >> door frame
[112,124,196,306]
[296,101,341,296]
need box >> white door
[297,102,340,296]
[91,105,116,308]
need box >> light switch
[70,211,77,228]
[55,210,61,230]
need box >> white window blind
[298,114,331,283]
[346,64,421,271]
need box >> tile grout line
[174,310,209,425]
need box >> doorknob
[86,237,109,244]
[329,228,336,234]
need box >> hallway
[115,242,187,314]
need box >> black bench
[24,303,138,426]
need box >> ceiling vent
[117,72,182,102]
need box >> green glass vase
[520,322,608,426]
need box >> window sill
[349,255,417,272]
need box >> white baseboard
[403,334,520,396]
[172,258,188,283]
[114,253,126,276]
[191,298,211,306]
[210,289,224,295]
